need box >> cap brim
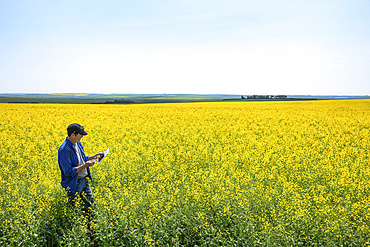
[80,130,88,135]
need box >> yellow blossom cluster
[0,99,369,245]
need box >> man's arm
[86,152,104,161]
[59,148,78,177]
[76,159,95,174]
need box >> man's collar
[65,137,74,146]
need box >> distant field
[0,94,369,104]
[0,94,233,104]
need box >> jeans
[67,177,94,222]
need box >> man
[58,123,103,221]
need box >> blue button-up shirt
[58,137,92,193]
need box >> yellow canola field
[0,100,369,246]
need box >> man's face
[69,133,84,144]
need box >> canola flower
[0,99,369,246]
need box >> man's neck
[67,137,78,144]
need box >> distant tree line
[241,95,287,99]
[94,99,135,104]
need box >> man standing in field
[58,123,103,226]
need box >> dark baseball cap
[67,123,88,136]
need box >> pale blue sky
[1,0,369,95]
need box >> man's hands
[78,152,104,175]
[76,159,95,174]
[76,152,103,174]
[88,152,104,161]
[85,159,95,167]
[95,152,104,161]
